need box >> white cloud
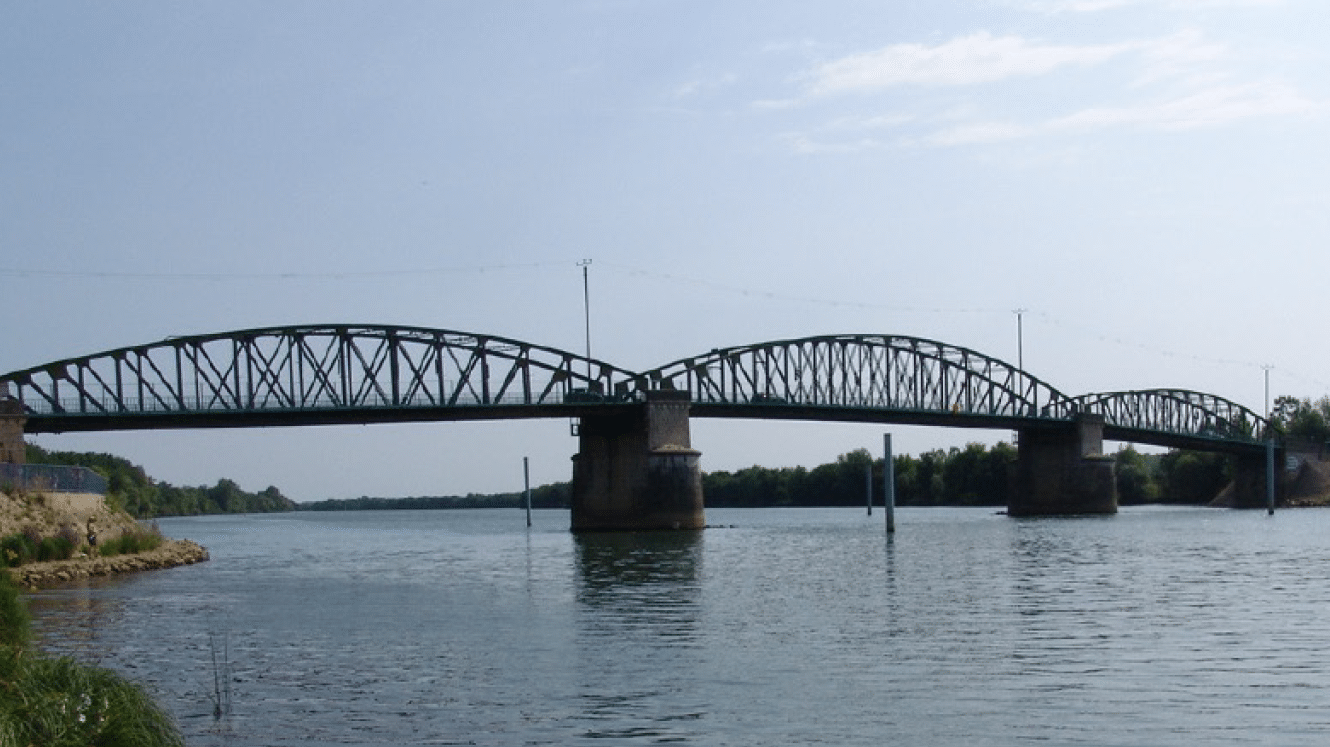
[912,81,1319,147]
[925,121,1037,146]
[1012,0,1284,11]
[1051,81,1321,131]
[807,32,1135,94]
[777,26,1320,153]
[1135,29,1228,86]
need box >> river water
[24,506,1330,746]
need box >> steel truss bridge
[0,324,1272,453]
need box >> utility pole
[1263,365,1273,419]
[1013,308,1027,371]
[577,259,593,380]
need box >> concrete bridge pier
[570,390,705,532]
[0,392,26,465]
[1010,414,1117,516]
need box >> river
[25,506,1330,746]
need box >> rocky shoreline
[6,538,209,590]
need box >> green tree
[1158,450,1229,504]
[1272,395,1330,443]
[1114,445,1159,505]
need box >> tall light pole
[1013,308,1027,371]
[577,259,593,381]
[1263,364,1273,418]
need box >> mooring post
[1266,440,1276,516]
[524,456,532,527]
[884,434,896,534]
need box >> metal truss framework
[1061,389,1269,449]
[0,326,1271,449]
[2,325,639,431]
[638,334,1064,429]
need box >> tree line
[704,442,1230,508]
[36,393,1330,517]
[299,483,571,512]
[297,441,1233,511]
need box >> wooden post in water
[524,456,532,527]
[883,434,896,534]
[1266,440,1275,516]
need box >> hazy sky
[3,0,1326,502]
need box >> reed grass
[0,574,184,746]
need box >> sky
[2,0,1327,502]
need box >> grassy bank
[0,574,184,746]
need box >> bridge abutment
[1010,414,1117,516]
[570,391,705,532]
[0,391,26,465]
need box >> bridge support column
[1221,447,1284,509]
[1010,414,1117,516]
[570,391,705,532]
[0,393,26,465]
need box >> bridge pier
[570,390,705,532]
[1010,414,1117,516]
[1221,447,1284,509]
[0,391,25,465]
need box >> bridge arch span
[3,324,639,432]
[637,334,1071,429]
[1062,389,1270,451]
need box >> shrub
[98,524,164,558]
[37,535,75,562]
[0,572,31,649]
[0,533,36,568]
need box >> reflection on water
[573,531,706,741]
[22,507,1330,746]
[26,578,130,662]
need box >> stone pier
[570,390,705,531]
[1010,414,1117,516]
[0,391,25,465]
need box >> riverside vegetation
[0,572,185,746]
[24,444,296,518]
[300,443,1242,511]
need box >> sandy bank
[1,491,139,542]
[2,489,210,589]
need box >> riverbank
[2,489,209,589]
[6,538,209,590]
